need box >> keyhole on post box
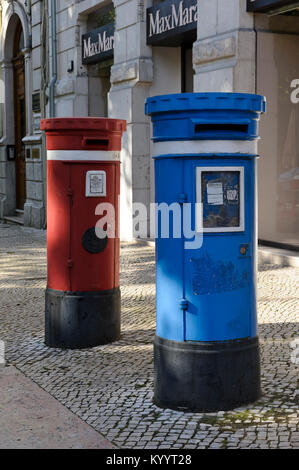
[82,227,108,254]
[240,244,249,256]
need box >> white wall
[149,47,182,205]
[193,0,255,94]
[150,47,181,97]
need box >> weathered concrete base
[0,146,16,218]
[24,200,45,229]
[258,246,299,268]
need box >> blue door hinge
[179,298,188,310]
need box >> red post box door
[69,161,120,292]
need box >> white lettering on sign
[149,0,197,37]
[86,171,106,197]
[207,182,224,205]
[83,31,114,60]
[227,189,238,201]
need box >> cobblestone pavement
[0,222,298,449]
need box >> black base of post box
[45,287,121,349]
[154,335,261,412]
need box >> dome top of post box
[40,117,126,133]
[145,93,266,116]
[41,117,126,151]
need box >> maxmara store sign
[247,0,298,12]
[81,0,198,65]
[82,22,114,64]
[146,0,197,46]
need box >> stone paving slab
[0,365,113,449]
[0,222,298,449]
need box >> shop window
[85,4,115,117]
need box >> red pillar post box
[40,118,126,349]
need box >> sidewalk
[0,221,298,449]
[0,365,113,449]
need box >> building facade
[0,0,298,250]
[0,0,46,228]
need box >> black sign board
[146,0,197,47]
[32,92,41,112]
[247,0,298,12]
[7,145,15,161]
[82,22,114,65]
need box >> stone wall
[193,0,255,93]
[0,0,45,228]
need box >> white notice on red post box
[86,170,106,197]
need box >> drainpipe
[49,0,57,117]
[25,0,32,16]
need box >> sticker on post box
[196,166,244,232]
[227,189,238,201]
[207,182,224,205]
[86,171,106,197]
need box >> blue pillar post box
[145,93,266,412]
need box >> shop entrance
[13,20,26,210]
[181,46,194,93]
[83,4,114,117]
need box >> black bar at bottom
[45,287,121,349]
[154,335,260,412]
[259,238,299,252]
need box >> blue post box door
[155,157,185,342]
[183,157,257,342]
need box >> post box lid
[145,93,266,116]
[40,117,126,133]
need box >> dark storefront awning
[247,0,299,14]
[82,22,114,65]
